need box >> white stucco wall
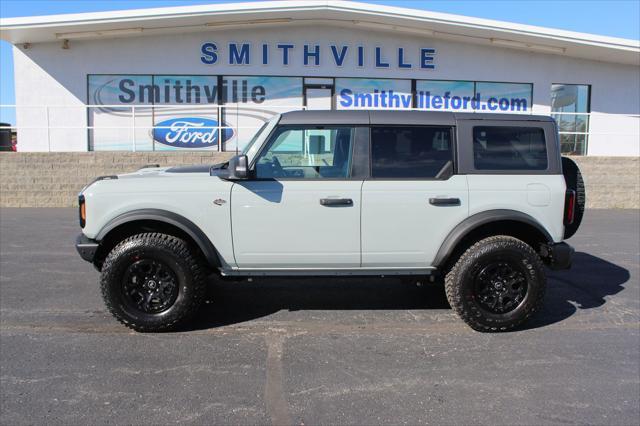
[12,24,640,155]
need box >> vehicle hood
[79,162,231,195]
[117,163,229,179]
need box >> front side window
[255,127,355,179]
[473,126,547,170]
[370,126,452,178]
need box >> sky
[1,0,639,124]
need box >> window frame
[367,125,457,181]
[249,124,368,181]
[455,120,561,175]
[550,83,592,156]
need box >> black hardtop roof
[278,110,554,126]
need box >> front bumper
[76,234,99,263]
[541,242,574,270]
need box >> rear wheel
[445,236,546,332]
[100,233,207,332]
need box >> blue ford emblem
[153,117,234,148]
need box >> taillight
[564,189,576,225]
[79,195,86,228]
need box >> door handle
[320,198,353,207]
[429,197,461,206]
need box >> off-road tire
[100,233,207,332]
[445,236,546,332]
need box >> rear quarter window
[473,126,547,170]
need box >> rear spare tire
[561,156,585,239]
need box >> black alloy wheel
[472,260,528,314]
[122,259,179,314]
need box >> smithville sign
[200,42,437,69]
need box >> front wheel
[100,233,207,332]
[445,236,546,332]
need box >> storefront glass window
[475,82,532,113]
[88,75,154,151]
[415,80,474,110]
[87,74,302,152]
[88,75,539,152]
[415,80,532,113]
[551,84,591,155]
[335,78,412,110]
[222,76,303,152]
[152,75,220,151]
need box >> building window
[551,84,590,155]
[415,80,532,113]
[335,78,412,110]
[87,74,302,152]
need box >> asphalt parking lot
[0,208,638,425]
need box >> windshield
[242,114,281,162]
[241,115,279,156]
[241,122,269,155]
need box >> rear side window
[473,126,547,170]
[371,126,452,178]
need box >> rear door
[361,125,469,268]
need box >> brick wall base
[0,152,234,207]
[1,153,638,208]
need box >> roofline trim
[1,0,638,52]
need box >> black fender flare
[96,209,220,267]
[432,209,553,268]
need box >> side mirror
[225,154,249,180]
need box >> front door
[231,125,362,269]
[361,125,469,268]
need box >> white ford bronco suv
[76,110,584,332]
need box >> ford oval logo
[152,117,234,148]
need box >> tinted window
[473,126,547,170]
[255,127,354,179]
[371,126,452,178]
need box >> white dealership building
[1,0,638,155]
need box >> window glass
[553,113,589,133]
[335,78,412,110]
[370,126,452,178]
[475,82,532,113]
[473,126,547,170]
[551,84,590,113]
[415,80,474,111]
[88,75,155,151]
[559,133,587,156]
[255,127,355,178]
[551,84,591,156]
[223,76,303,151]
[241,120,270,155]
